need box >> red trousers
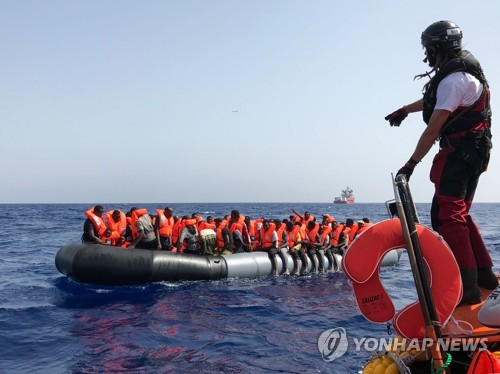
[429,146,492,270]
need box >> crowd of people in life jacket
[82,205,374,276]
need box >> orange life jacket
[101,230,121,245]
[85,208,107,237]
[347,225,358,244]
[467,349,500,374]
[319,226,332,245]
[171,219,182,245]
[215,220,228,249]
[260,226,275,249]
[247,220,256,237]
[198,222,216,231]
[287,225,301,248]
[176,219,197,252]
[156,209,174,237]
[131,209,148,239]
[294,214,315,224]
[229,215,246,233]
[331,224,344,246]
[105,210,126,234]
[356,223,373,237]
[322,214,335,223]
[305,222,320,243]
[276,223,286,244]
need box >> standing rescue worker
[385,20,497,305]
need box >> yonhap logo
[317,327,348,362]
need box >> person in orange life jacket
[335,219,353,249]
[82,205,107,244]
[291,209,315,225]
[198,215,216,231]
[355,218,372,237]
[272,219,291,275]
[176,215,201,254]
[362,217,373,227]
[355,220,365,239]
[255,219,280,276]
[385,21,497,305]
[303,221,322,274]
[156,207,174,250]
[331,221,346,255]
[228,210,252,253]
[124,207,139,244]
[101,229,113,245]
[344,218,358,245]
[317,223,336,272]
[128,210,157,250]
[321,214,335,225]
[285,221,307,275]
[244,216,256,248]
[107,210,126,246]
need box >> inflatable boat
[55,243,402,286]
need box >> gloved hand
[396,157,419,182]
[385,107,408,127]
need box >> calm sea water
[1,203,499,373]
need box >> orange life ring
[343,218,462,340]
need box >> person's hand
[385,107,408,127]
[396,158,419,182]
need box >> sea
[1,202,499,374]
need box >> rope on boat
[430,352,452,374]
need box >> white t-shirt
[435,72,483,112]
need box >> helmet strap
[425,46,437,67]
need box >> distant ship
[334,186,355,204]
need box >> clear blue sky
[2,1,499,203]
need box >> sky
[2,1,500,203]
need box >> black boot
[477,267,499,290]
[459,268,482,306]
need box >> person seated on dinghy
[177,217,201,254]
[228,210,252,253]
[291,209,315,226]
[244,216,256,248]
[344,218,358,245]
[105,210,127,247]
[214,218,233,254]
[156,207,174,250]
[128,209,158,250]
[82,205,107,245]
[321,214,335,226]
[273,219,291,275]
[355,218,373,238]
[255,219,280,276]
[331,221,347,255]
[198,215,216,232]
[317,223,335,272]
[286,221,306,275]
[304,221,321,274]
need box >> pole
[393,175,448,373]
